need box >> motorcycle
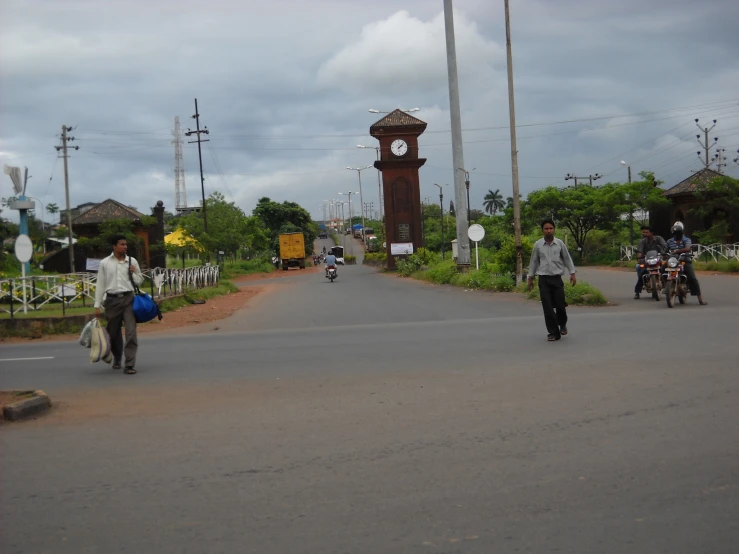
[639,249,664,301]
[662,251,691,308]
[326,265,337,283]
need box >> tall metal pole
[442,0,470,267]
[194,99,207,232]
[434,183,445,260]
[62,125,75,272]
[504,0,523,283]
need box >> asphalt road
[1,249,737,554]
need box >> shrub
[516,279,608,305]
[396,255,423,276]
[424,260,458,283]
[364,252,386,262]
[345,255,357,264]
[491,275,515,292]
[495,236,533,273]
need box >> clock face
[390,139,408,157]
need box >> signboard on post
[14,234,33,314]
[467,224,486,270]
[390,242,414,256]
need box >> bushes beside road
[393,249,608,305]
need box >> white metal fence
[1,265,220,318]
[620,243,739,262]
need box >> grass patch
[158,281,239,314]
[693,259,739,273]
[221,259,275,279]
[515,279,608,306]
[0,304,94,319]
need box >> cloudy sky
[2,0,739,223]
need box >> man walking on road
[528,219,577,342]
[94,234,145,374]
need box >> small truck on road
[279,232,306,270]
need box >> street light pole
[346,166,372,239]
[433,184,445,260]
[339,191,359,254]
[357,145,383,218]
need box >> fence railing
[1,265,220,318]
[620,243,739,262]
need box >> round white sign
[14,234,33,263]
[467,224,485,242]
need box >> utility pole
[433,183,445,260]
[504,0,523,283]
[565,173,602,187]
[695,118,718,169]
[185,99,210,232]
[715,148,727,174]
[55,125,79,273]
[443,0,470,268]
[458,167,475,251]
[621,161,634,245]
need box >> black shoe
[634,293,640,299]
[560,326,568,336]
[547,334,561,342]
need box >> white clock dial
[390,139,408,157]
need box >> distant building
[59,201,97,223]
[652,168,737,242]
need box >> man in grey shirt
[528,219,577,341]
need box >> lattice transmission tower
[172,116,187,211]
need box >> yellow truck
[278,232,306,271]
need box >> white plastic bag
[89,319,113,364]
[79,318,96,348]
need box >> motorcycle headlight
[646,257,658,265]
[668,257,678,268]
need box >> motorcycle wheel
[678,291,685,304]
[650,275,660,301]
[665,280,674,308]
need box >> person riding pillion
[94,234,145,374]
[666,224,707,306]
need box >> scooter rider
[634,225,668,299]
[666,223,707,305]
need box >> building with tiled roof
[651,168,737,242]
[72,199,147,225]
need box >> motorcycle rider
[634,225,668,299]
[324,252,337,277]
[666,223,707,305]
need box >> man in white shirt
[528,219,577,342]
[94,234,145,374]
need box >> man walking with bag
[94,234,144,374]
[528,219,577,342]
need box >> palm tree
[47,202,59,223]
[483,189,505,215]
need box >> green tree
[253,197,317,256]
[180,192,269,258]
[691,175,739,244]
[483,189,505,215]
[526,184,625,260]
[46,202,59,223]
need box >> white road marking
[0,357,55,362]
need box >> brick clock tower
[370,110,427,270]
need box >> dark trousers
[538,275,568,337]
[104,293,138,367]
[683,262,702,296]
[635,264,646,293]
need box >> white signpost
[467,224,485,270]
[14,234,33,314]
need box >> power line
[73,98,738,140]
